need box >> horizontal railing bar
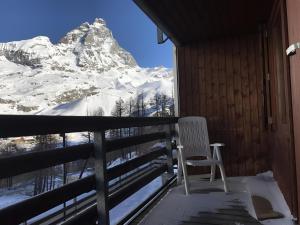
[62,172,175,225]
[48,200,97,225]
[106,132,167,152]
[62,203,98,225]
[0,175,96,225]
[61,165,168,225]
[116,175,176,225]
[0,115,178,138]
[0,143,94,179]
[47,194,97,225]
[109,163,156,192]
[108,164,168,209]
[107,148,167,181]
[30,192,96,225]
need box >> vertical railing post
[94,131,109,225]
[166,124,174,177]
[61,133,67,219]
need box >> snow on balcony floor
[137,172,294,225]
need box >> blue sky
[0,0,173,68]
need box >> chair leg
[210,164,216,182]
[179,150,190,195]
[182,163,190,195]
[215,147,228,192]
[218,164,228,193]
[210,149,216,182]
[177,153,182,185]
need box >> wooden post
[94,131,109,225]
[166,124,174,177]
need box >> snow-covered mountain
[0,18,173,116]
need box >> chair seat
[186,159,221,166]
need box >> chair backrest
[178,117,211,158]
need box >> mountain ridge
[0,18,173,116]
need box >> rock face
[0,18,137,71]
[0,36,55,68]
[0,18,173,115]
[59,18,137,71]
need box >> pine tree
[161,94,168,117]
[111,98,126,138]
[169,91,175,116]
[135,96,140,117]
[125,97,135,136]
[33,135,58,195]
[124,98,132,116]
[111,98,125,117]
[153,93,161,117]
[140,92,145,117]
[92,107,104,116]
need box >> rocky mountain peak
[57,18,137,69]
[0,18,137,71]
[0,18,172,116]
[93,18,106,27]
[59,18,110,45]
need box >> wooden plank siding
[264,0,297,216]
[176,0,298,215]
[177,34,270,177]
[284,0,300,217]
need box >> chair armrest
[177,145,184,149]
[210,143,224,160]
[210,143,225,147]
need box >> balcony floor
[136,172,294,225]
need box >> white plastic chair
[177,116,228,195]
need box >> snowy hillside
[0,18,173,116]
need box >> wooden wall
[177,34,270,176]
[175,0,300,216]
[286,0,300,217]
[176,26,297,215]
[266,0,298,216]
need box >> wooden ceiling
[134,0,275,46]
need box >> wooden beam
[0,143,93,179]
[94,131,109,225]
[109,164,156,193]
[115,175,176,225]
[62,203,98,225]
[108,164,167,209]
[30,193,96,225]
[106,132,166,152]
[62,174,175,225]
[107,147,167,180]
[0,115,178,138]
[0,175,96,225]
